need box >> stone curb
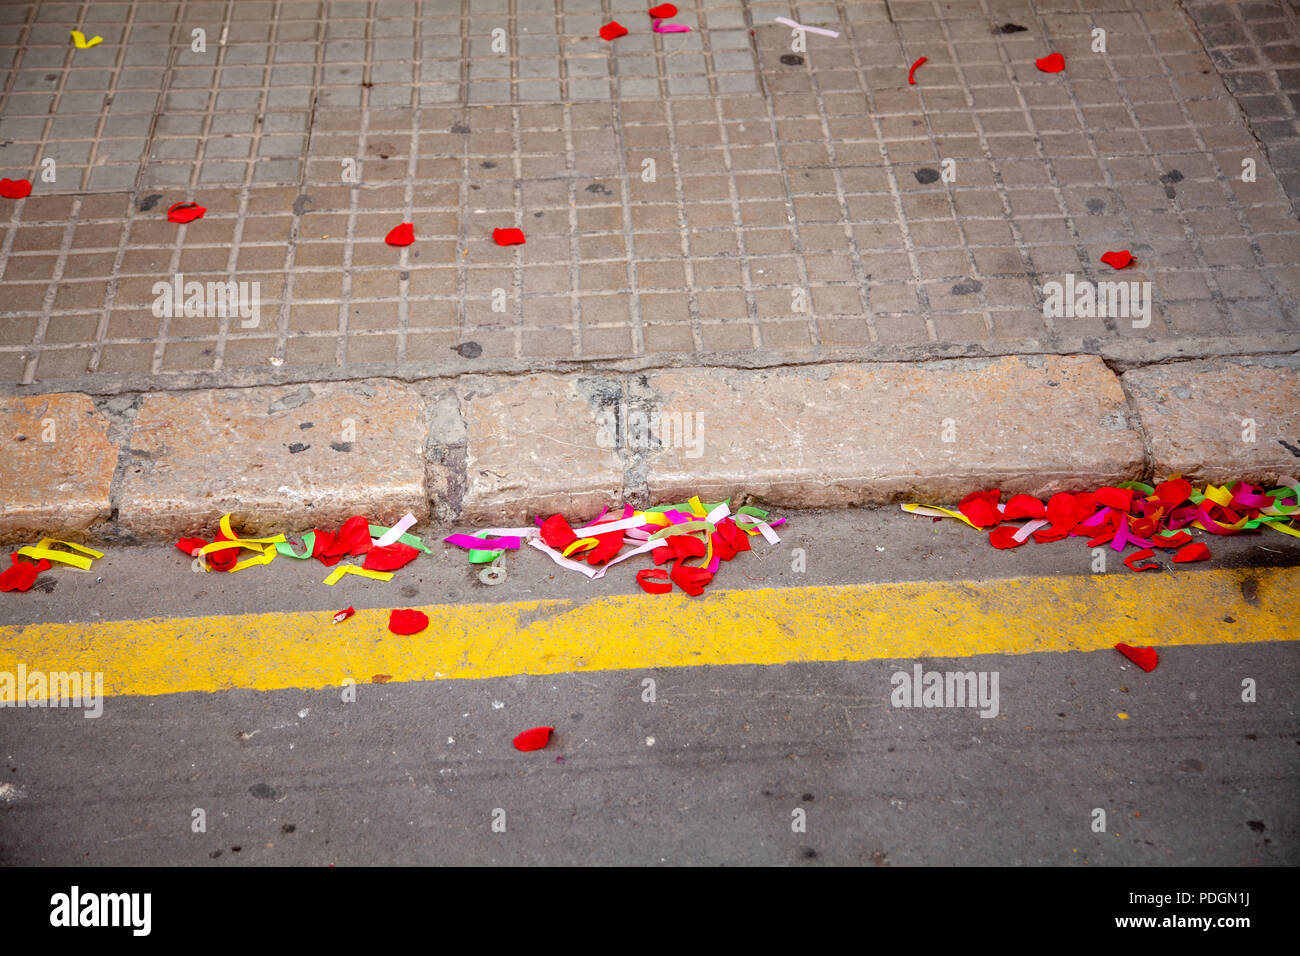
[1,355,1295,543]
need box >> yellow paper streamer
[70,30,103,48]
[562,537,599,557]
[15,538,103,571]
[323,565,394,586]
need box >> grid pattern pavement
[0,0,1297,393]
[1183,0,1300,215]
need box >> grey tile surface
[0,0,1297,394]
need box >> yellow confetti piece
[900,502,981,530]
[1117,712,1129,720]
[323,565,393,586]
[687,495,708,518]
[70,30,103,48]
[15,538,103,571]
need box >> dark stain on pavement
[330,441,352,452]
[780,54,805,66]
[951,279,983,295]
[249,783,279,800]
[1240,576,1259,605]
[288,442,309,454]
[136,194,164,212]
[914,167,940,184]
[996,23,1028,33]
[453,341,482,358]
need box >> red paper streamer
[493,227,526,246]
[332,606,355,623]
[1123,548,1160,572]
[908,56,927,85]
[599,21,628,41]
[647,3,677,17]
[636,568,673,594]
[1100,250,1134,269]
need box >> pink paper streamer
[652,18,690,33]
[444,533,522,550]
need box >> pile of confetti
[904,477,1299,571]
[445,496,784,597]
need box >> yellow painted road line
[1,568,1295,701]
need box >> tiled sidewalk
[0,0,1297,394]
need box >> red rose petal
[988,525,1030,549]
[362,542,420,572]
[1002,494,1045,519]
[1100,250,1134,269]
[493,227,526,246]
[385,222,414,246]
[0,177,33,200]
[647,3,677,17]
[167,201,206,224]
[908,56,927,85]
[636,568,673,594]
[540,514,578,550]
[513,726,554,751]
[599,21,628,41]
[388,608,429,635]
[958,489,1002,529]
[1123,548,1160,572]
[1115,642,1158,672]
[1035,52,1065,73]
[1172,542,1210,563]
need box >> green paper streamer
[275,532,316,558]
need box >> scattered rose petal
[388,608,429,635]
[599,21,628,41]
[648,3,677,16]
[385,222,414,246]
[0,178,33,200]
[989,525,1030,549]
[1172,542,1210,563]
[958,489,1002,528]
[167,201,206,224]
[1035,52,1065,73]
[1002,494,1045,520]
[1100,250,1134,269]
[513,726,554,751]
[362,542,420,572]
[1115,642,1159,672]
